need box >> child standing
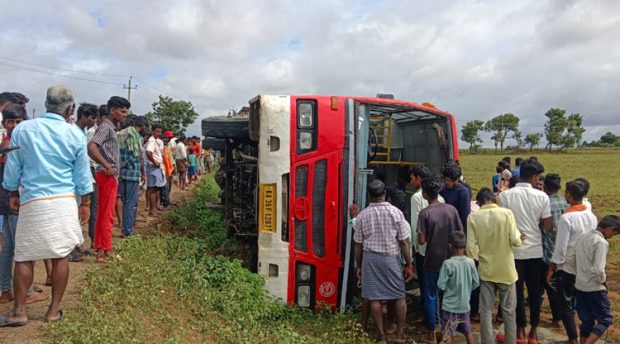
[438,232,479,344]
[187,148,197,183]
[574,215,620,344]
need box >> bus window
[295,165,308,252]
[312,160,327,257]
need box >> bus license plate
[259,183,277,233]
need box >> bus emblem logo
[319,282,335,298]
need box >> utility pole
[123,76,138,102]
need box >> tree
[600,132,619,145]
[560,113,586,149]
[524,133,543,151]
[145,95,199,135]
[485,113,520,151]
[460,120,485,152]
[544,108,567,150]
[512,129,524,149]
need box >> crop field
[461,148,620,340]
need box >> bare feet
[0,291,13,304]
[96,250,106,264]
[25,291,48,304]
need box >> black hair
[77,103,98,120]
[544,173,562,193]
[398,166,410,182]
[529,156,538,161]
[98,104,109,117]
[367,179,386,199]
[498,160,509,170]
[599,215,620,233]
[476,187,495,204]
[107,96,131,110]
[421,174,442,200]
[151,124,163,132]
[574,178,590,196]
[177,134,186,141]
[134,116,149,127]
[449,231,466,249]
[509,175,519,188]
[0,92,10,104]
[565,180,588,202]
[519,159,545,180]
[502,156,511,164]
[441,162,462,180]
[1,104,27,123]
[9,92,28,105]
[515,157,523,166]
[411,165,431,179]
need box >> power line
[0,55,127,78]
[0,60,124,86]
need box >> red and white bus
[203,94,459,311]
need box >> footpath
[0,183,197,344]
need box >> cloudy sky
[1,0,619,146]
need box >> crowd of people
[0,85,213,326]
[351,158,619,344]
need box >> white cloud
[0,0,618,146]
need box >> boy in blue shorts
[438,231,479,344]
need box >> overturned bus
[202,94,459,312]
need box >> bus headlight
[299,132,312,150]
[297,263,311,282]
[297,285,311,308]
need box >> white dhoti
[14,194,83,262]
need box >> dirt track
[0,182,196,344]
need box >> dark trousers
[575,290,613,338]
[554,270,578,340]
[415,253,426,306]
[159,179,172,206]
[120,180,140,236]
[470,260,480,315]
[515,258,543,328]
[541,262,562,321]
[88,184,98,244]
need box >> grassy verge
[46,176,369,343]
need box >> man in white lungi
[0,85,92,326]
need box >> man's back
[353,202,410,256]
[552,208,598,274]
[418,203,462,272]
[3,113,91,203]
[499,183,551,259]
[467,204,521,284]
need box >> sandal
[47,310,63,323]
[0,314,27,327]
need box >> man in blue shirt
[0,85,92,326]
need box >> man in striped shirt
[88,96,129,263]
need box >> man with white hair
[0,85,92,325]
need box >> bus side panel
[288,96,346,308]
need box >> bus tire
[202,116,249,139]
[203,137,226,151]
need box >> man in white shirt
[145,124,165,216]
[174,135,188,190]
[547,179,597,344]
[498,159,552,342]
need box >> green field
[460,148,620,217]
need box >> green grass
[45,176,370,344]
[460,148,620,217]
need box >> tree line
[461,108,585,152]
